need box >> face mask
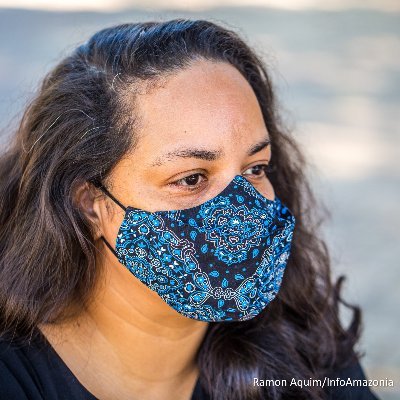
[94,174,296,322]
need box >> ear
[73,181,103,240]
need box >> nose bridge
[213,173,243,197]
[220,171,275,202]
[215,147,270,199]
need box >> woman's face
[97,59,273,234]
[90,60,274,319]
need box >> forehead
[129,59,268,160]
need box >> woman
[0,19,379,400]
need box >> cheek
[266,179,276,201]
[100,202,125,245]
[254,178,275,202]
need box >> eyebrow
[247,137,271,156]
[149,136,271,167]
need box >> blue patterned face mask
[94,174,295,322]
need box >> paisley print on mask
[114,175,296,322]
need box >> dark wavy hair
[0,19,362,400]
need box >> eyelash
[169,163,275,191]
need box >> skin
[39,59,275,400]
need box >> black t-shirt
[0,330,380,400]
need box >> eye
[169,173,207,191]
[242,163,275,178]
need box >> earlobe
[73,181,103,239]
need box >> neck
[40,250,209,398]
[83,263,209,381]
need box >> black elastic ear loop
[92,181,127,212]
[91,180,126,258]
[101,236,119,258]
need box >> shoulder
[0,333,98,400]
[0,336,44,399]
[324,359,381,400]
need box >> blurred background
[0,1,399,398]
